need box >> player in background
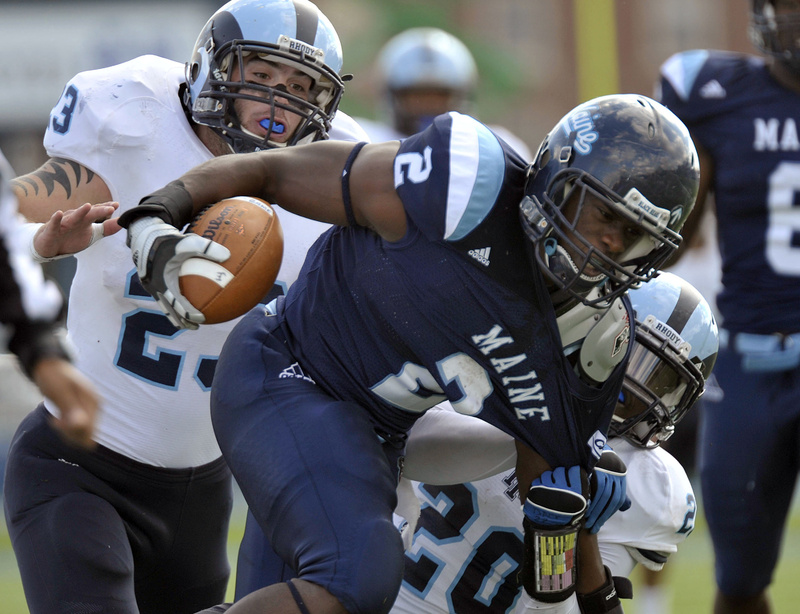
[3,1,367,613]
[0,148,100,448]
[119,93,699,613]
[390,271,718,613]
[356,27,532,160]
[657,1,800,612]
[635,206,722,614]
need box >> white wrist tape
[22,222,62,263]
[24,220,105,263]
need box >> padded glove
[523,465,588,527]
[585,445,631,534]
[127,216,229,329]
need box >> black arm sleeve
[117,180,196,230]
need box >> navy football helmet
[520,94,700,308]
[750,0,800,70]
[377,27,478,136]
[610,272,719,448]
[185,0,346,153]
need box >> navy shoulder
[395,112,522,243]
[657,50,766,124]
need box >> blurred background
[5,1,795,613]
[0,0,753,175]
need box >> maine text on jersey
[473,323,550,421]
[754,118,800,151]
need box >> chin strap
[544,240,606,301]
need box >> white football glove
[127,216,230,329]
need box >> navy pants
[700,343,800,597]
[212,308,405,614]
[3,404,232,614]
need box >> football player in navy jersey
[119,93,699,614]
[657,2,800,612]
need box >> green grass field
[2,495,799,613]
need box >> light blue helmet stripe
[445,113,505,241]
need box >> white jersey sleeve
[329,110,371,143]
[352,116,404,143]
[599,439,696,571]
[403,404,516,484]
[487,124,532,162]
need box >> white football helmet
[185,0,346,153]
[611,272,719,448]
[377,27,478,136]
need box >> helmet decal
[563,105,600,155]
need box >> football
[179,196,284,324]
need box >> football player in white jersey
[392,272,718,614]
[3,1,368,613]
[0,148,99,447]
[356,27,533,161]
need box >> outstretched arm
[117,140,406,328]
[12,158,121,260]
[123,140,407,239]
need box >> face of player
[615,388,646,420]
[392,87,462,135]
[560,190,645,277]
[230,56,314,144]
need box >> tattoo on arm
[11,158,96,199]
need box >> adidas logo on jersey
[699,79,726,98]
[468,247,491,266]
[279,362,316,383]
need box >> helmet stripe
[293,0,320,45]
[664,282,702,333]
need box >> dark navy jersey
[658,50,800,334]
[280,112,628,470]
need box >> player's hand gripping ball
[179,197,283,324]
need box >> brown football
[179,196,284,324]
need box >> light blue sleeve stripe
[445,113,506,241]
[661,50,710,102]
